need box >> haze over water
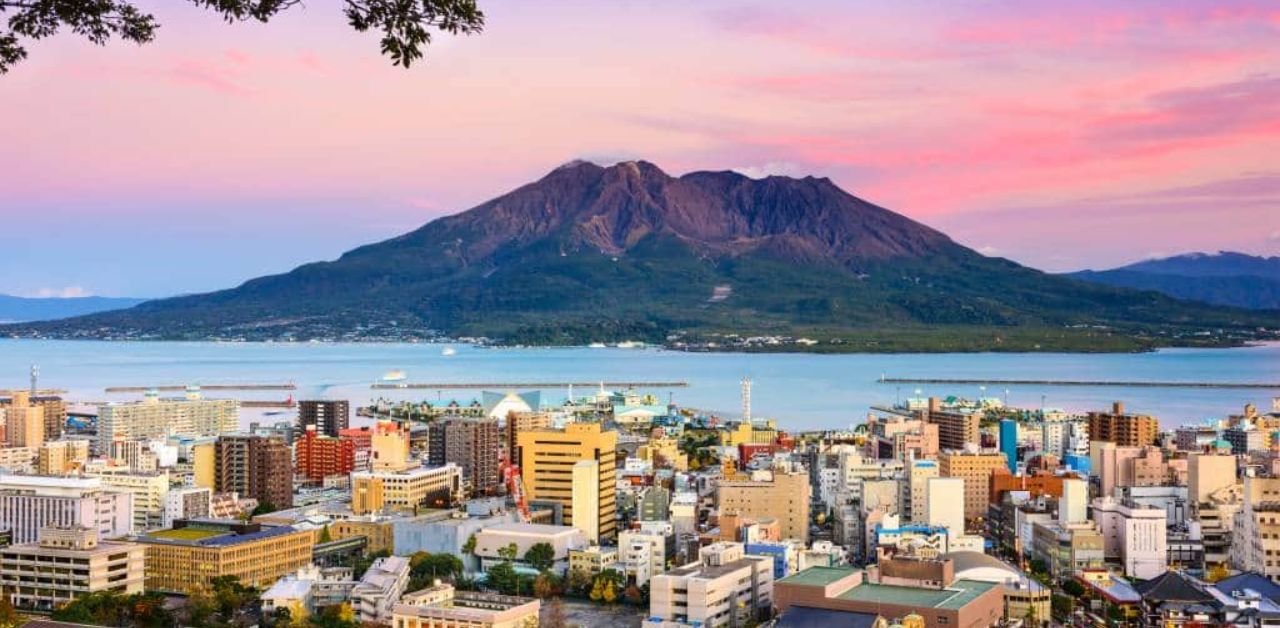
[2,340,1278,430]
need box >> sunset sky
[2,0,1278,297]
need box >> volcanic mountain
[8,161,1272,350]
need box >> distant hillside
[0,295,147,323]
[4,162,1275,351]
[1068,252,1280,310]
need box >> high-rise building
[0,475,133,544]
[923,398,980,450]
[716,464,812,543]
[350,464,463,515]
[0,526,146,612]
[939,450,1008,522]
[370,420,412,472]
[505,411,550,465]
[1189,453,1236,507]
[4,391,45,449]
[904,458,939,523]
[297,400,349,438]
[215,434,293,509]
[925,477,966,537]
[163,487,212,527]
[427,416,500,495]
[295,425,355,486]
[1,393,65,441]
[518,422,618,542]
[1087,401,1158,447]
[1093,496,1167,579]
[97,389,238,453]
[999,420,1018,473]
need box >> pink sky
[1,0,1278,297]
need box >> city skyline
[2,1,1279,297]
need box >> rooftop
[837,579,997,610]
[778,566,860,588]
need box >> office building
[648,543,774,628]
[295,425,355,486]
[505,411,551,466]
[717,464,812,542]
[427,416,501,496]
[903,459,939,523]
[136,519,314,593]
[4,391,44,449]
[297,400,349,437]
[371,420,412,472]
[97,389,238,453]
[518,422,618,542]
[1087,401,1158,447]
[0,475,133,543]
[1093,497,1167,579]
[393,583,540,628]
[351,463,463,515]
[938,450,1007,522]
[215,434,293,509]
[88,470,170,532]
[0,526,145,612]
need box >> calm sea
[0,339,1277,430]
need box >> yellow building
[5,391,45,449]
[371,420,411,472]
[719,421,778,447]
[332,518,397,555]
[191,442,216,489]
[37,439,90,475]
[569,545,618,576]
[637,436,688,471]
[938,450,1009,521]
[136,520,314,593]
[716,465,812,542]
[518,422,618,542]
[350,464,463,515]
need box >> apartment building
[938,450,1008,522]
[717,464,812,542]
[0,392,66,441]
[97,389,238,453]
[427,416,501,496]
[215,434,293,509]
[4,391,45,449]
[923,398,981,451]
[1087,401,1158,447]
[0,526,145,611]
[295,425,356,486]
[648,543,775,628]
[36,439,89,475]
[297,400,349,437]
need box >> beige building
[717,465,812,542]
[518,422,618,542]
[191,441,216,488]
[648,542,774,628]
[5,391,45,449]
[1189,453,1236,506]
[351,463,463,515]
[572,459,601,543]
[0,446,36,472]
[136,520,314,593]
[393,582,540,628]
[637,436,688,471]
[0,525,146,612]
[939,450,1008,522]
[97,389,238,453]
[569,545,618,576]
[473,523,589,575]
[371,420,412,472]
[88,470,171,532]
[620,527,668,586]
[923,399,981,451]
[38,439,90,475]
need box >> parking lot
[541,599,645,628]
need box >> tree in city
[462,533,477,555]
[532,572,559,599]
[0,0,485,74]
[487,561,520,596]
[524,542,556,573]
[1061,579,1086,597]
[0,596,21,628]
[497,542,519,562]
[566,568,594,598]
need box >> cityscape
[3,1,1280,628]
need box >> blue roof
[1216,573,1280,602]
[776,607,880,628]
[199,525,298,546]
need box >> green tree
[0,595,21,628]
[251,501,278,517]
[487,561,519,595]
[318,525,333,544]
[524,542,556,572]
[1061,579,1086,597]
[0,0,486,74]
[497,542,519,562]
[462,533,477,555]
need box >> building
[942,551,1050,625]
[371,420,413,472]
[620,526,669,586]
[1,392,66,441]
[473,523,589,575]
[505,411,551,467]
[4,391,45,449]
[350,555,410,624]
[1093,497,1168,579]
[648,543,775,628]
[569,545,618,577]
[0,475,133,543]
[924,399,981,451]
[427,416,501,496]
[1189,453,1236,506]
[717,464,812,542]
[518,422,618,542]
[999,420,1018,473]
[393,583,540,628]
[0,526,146,612]
[97,389,239,453]
[1223,426,1266,455]
[88,470,170,532]
[772,556,1004,628]
[37,439,90,475]
[295,425,356,486]
[351,463,463,515]
[938,450,1007,523]
[163,487,212,528]
[925,477,966,538]
[297,400,349,437]
[135,519,314,593]
[904,459,939,524]
[988,468,1067,506]
[215,434,293,509]
[1087,401,1158,447]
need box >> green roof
[147,528,224,541]
[777,566,860,587]
[837,579,997,610]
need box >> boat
[588,342,607,349]
[615,340,645,349]
[382,370,407,382]
[441,347,457,357]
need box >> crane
[500,456,532,523]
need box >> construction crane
[500,456,532,523]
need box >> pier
[878,377,1280,390]
[371,381,689,390]
[103,383,297,393]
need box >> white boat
[615,340,645,349]
[588,342,607,349]
[382,370,407,382]
[441,347,457,356]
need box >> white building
[351,555,411,624]
[163,486,212,528]
[620,525,668,586]
[647,543,774,628]
[925,477,965,535]
[1093,497,1168,579]
[85,470,170,532]
[97,389,238,453]
[0,475,133,543]
[472,523,588,575]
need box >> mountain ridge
[0,294,147,324]
[5,162,1275,351]
[1067,251,1280,310]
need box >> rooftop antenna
[29,365,38,397]
[741,377,752,423]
